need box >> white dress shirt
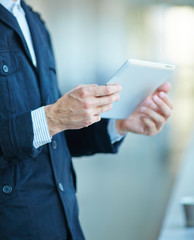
[0,0,124,148]
[0,0,37,66]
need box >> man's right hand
[45,84,121,137]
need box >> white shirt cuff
[107,119,125,144]
[31,106,52,149]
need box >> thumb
[154,82,171,94]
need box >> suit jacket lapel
[0,1,50,105]
[0,3,33,64]
[21,1,50,105]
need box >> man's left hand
[115,82,173,136]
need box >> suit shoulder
[26,5,46,26]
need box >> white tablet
[101,59,176,119]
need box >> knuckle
[101,104,112,113]
[157,118,165,127]
[157,100,163,107]
[82,101,91,109]
[102,105,108,112]
[98,107,104,114]
[108,95,114,103]
[105,87,111,95]
[78,87,88,98]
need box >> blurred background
[26,0,194,239]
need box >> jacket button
[51,140,57,150]
[58,183,64,192]
[2,185,13,194]
[2,65,9,73]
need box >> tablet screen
[101,59,175,119]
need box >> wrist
[116,119,127,135]
[45,104,62,137]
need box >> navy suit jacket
[0,1,123,239]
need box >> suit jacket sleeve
[0,111,41,162]
[65,119,124,157]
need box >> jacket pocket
[0,49,30,120]
[0,160,32,204]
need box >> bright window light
[164,6,194,65]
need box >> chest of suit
[0,5,59,122]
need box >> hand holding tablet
[101,59,176,119]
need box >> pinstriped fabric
[31,108,123,149]
[31,106,52,149]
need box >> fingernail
[159,92,166,98]
[141,107,146,112]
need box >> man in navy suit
[0,0,173,239]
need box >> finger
[141,116,157,136]
[140,97,158,112]
[92,84,122,97]
[83,115,101,127]
[152,95,172,118]
[75,84,98,89]
[95,103,113,115]
[93,93,120,107]
[153,82,171,95]
[141,107,165,130]
[92,115,101,124]
[158,92,174,109]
